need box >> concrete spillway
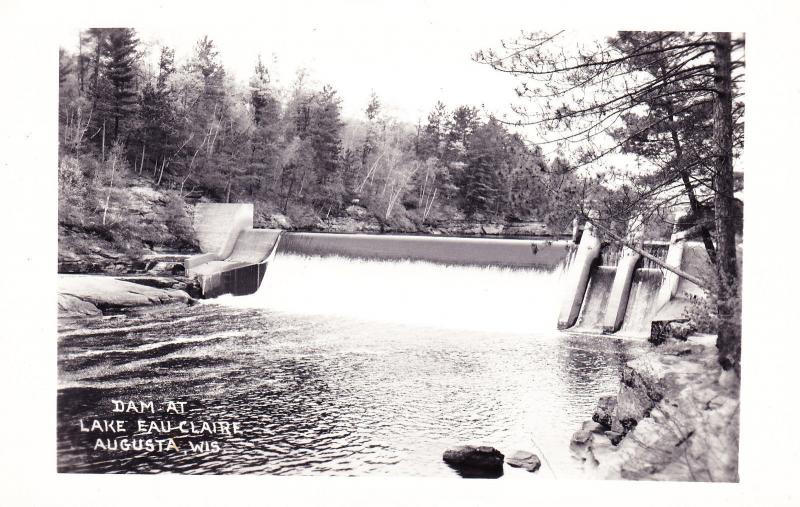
[279,232,572,269]
[573,266,616,332]
[186,203,573,298]
[183,203,709,338]
[185,204,282,298]
[619,268,664,336]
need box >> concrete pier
[654,231,687,311]
[602,247,641,333]
[557,221,602,329]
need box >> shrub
[684,272,742,336]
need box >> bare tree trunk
[712,32,740,371]
[101,120,106,162]
[78,33,84,95]
[157,157,167,186]
[102,153,117,226]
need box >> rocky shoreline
[58,274,196,319]
[570,337,740,481]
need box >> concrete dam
[185,203,709,337]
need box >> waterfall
[572,266,617,333]
[217,251,570,335]
[619,268,664,336]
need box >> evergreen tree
[103,28,140,141]
[307,85,345,212]
[248,55,282,196]
[140,46,177,173]
[461,119,505,217]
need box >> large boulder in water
[443,445,504,478]
[505,450,541,472]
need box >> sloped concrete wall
[227,230,282,264]
[603,248,641,333]
[557,222,602,329]
[193,203,254,258]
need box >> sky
[57,3,543,127]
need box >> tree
[139,46,177,176]
[103,28,140,141]
[460,119,504,216]
[306,85,345,213]
[247,56,282,196]
[448,105,481,160]
[476,31,744,370]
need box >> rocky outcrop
[650,320,694,344]
[57,293,103,318]
[443,445,505,477]
[570,341,740,481]
[117,275,202,299]
[58,275,193,318]
[505,450,541,472]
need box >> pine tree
[307,85,345,212]
[103,28,140,141]
[461,119,505,217]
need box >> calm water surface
[58,254,645,478]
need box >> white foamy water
[215,253,570,334]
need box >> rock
[345,205,368,218]
[669,322,694,341]
[615,367,660,424]
[269,213,291,229]
[505,450,541,472]
[442,445,504,477]
[117,275,202,299]
[58,274,192,315]
[605,430,625,446]
[58,293,102,318]
[592,395,617,429]
[650,319,693,344]
[481,224,504,235]
[571,429,592,447]
[504,222,552,237]
[582,420,605,434]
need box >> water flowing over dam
[184,204,709,339]
[220,249,570,334]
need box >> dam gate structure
[557,219,711,338]
[184,203,707,337]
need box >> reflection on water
[58,254,645,477]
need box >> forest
[58,28,573,253]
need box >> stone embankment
[58,275,195,319]
[570,337,740,481]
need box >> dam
[185,203,708,338]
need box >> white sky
[57,3,544,128]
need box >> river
[57,252,646,477]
